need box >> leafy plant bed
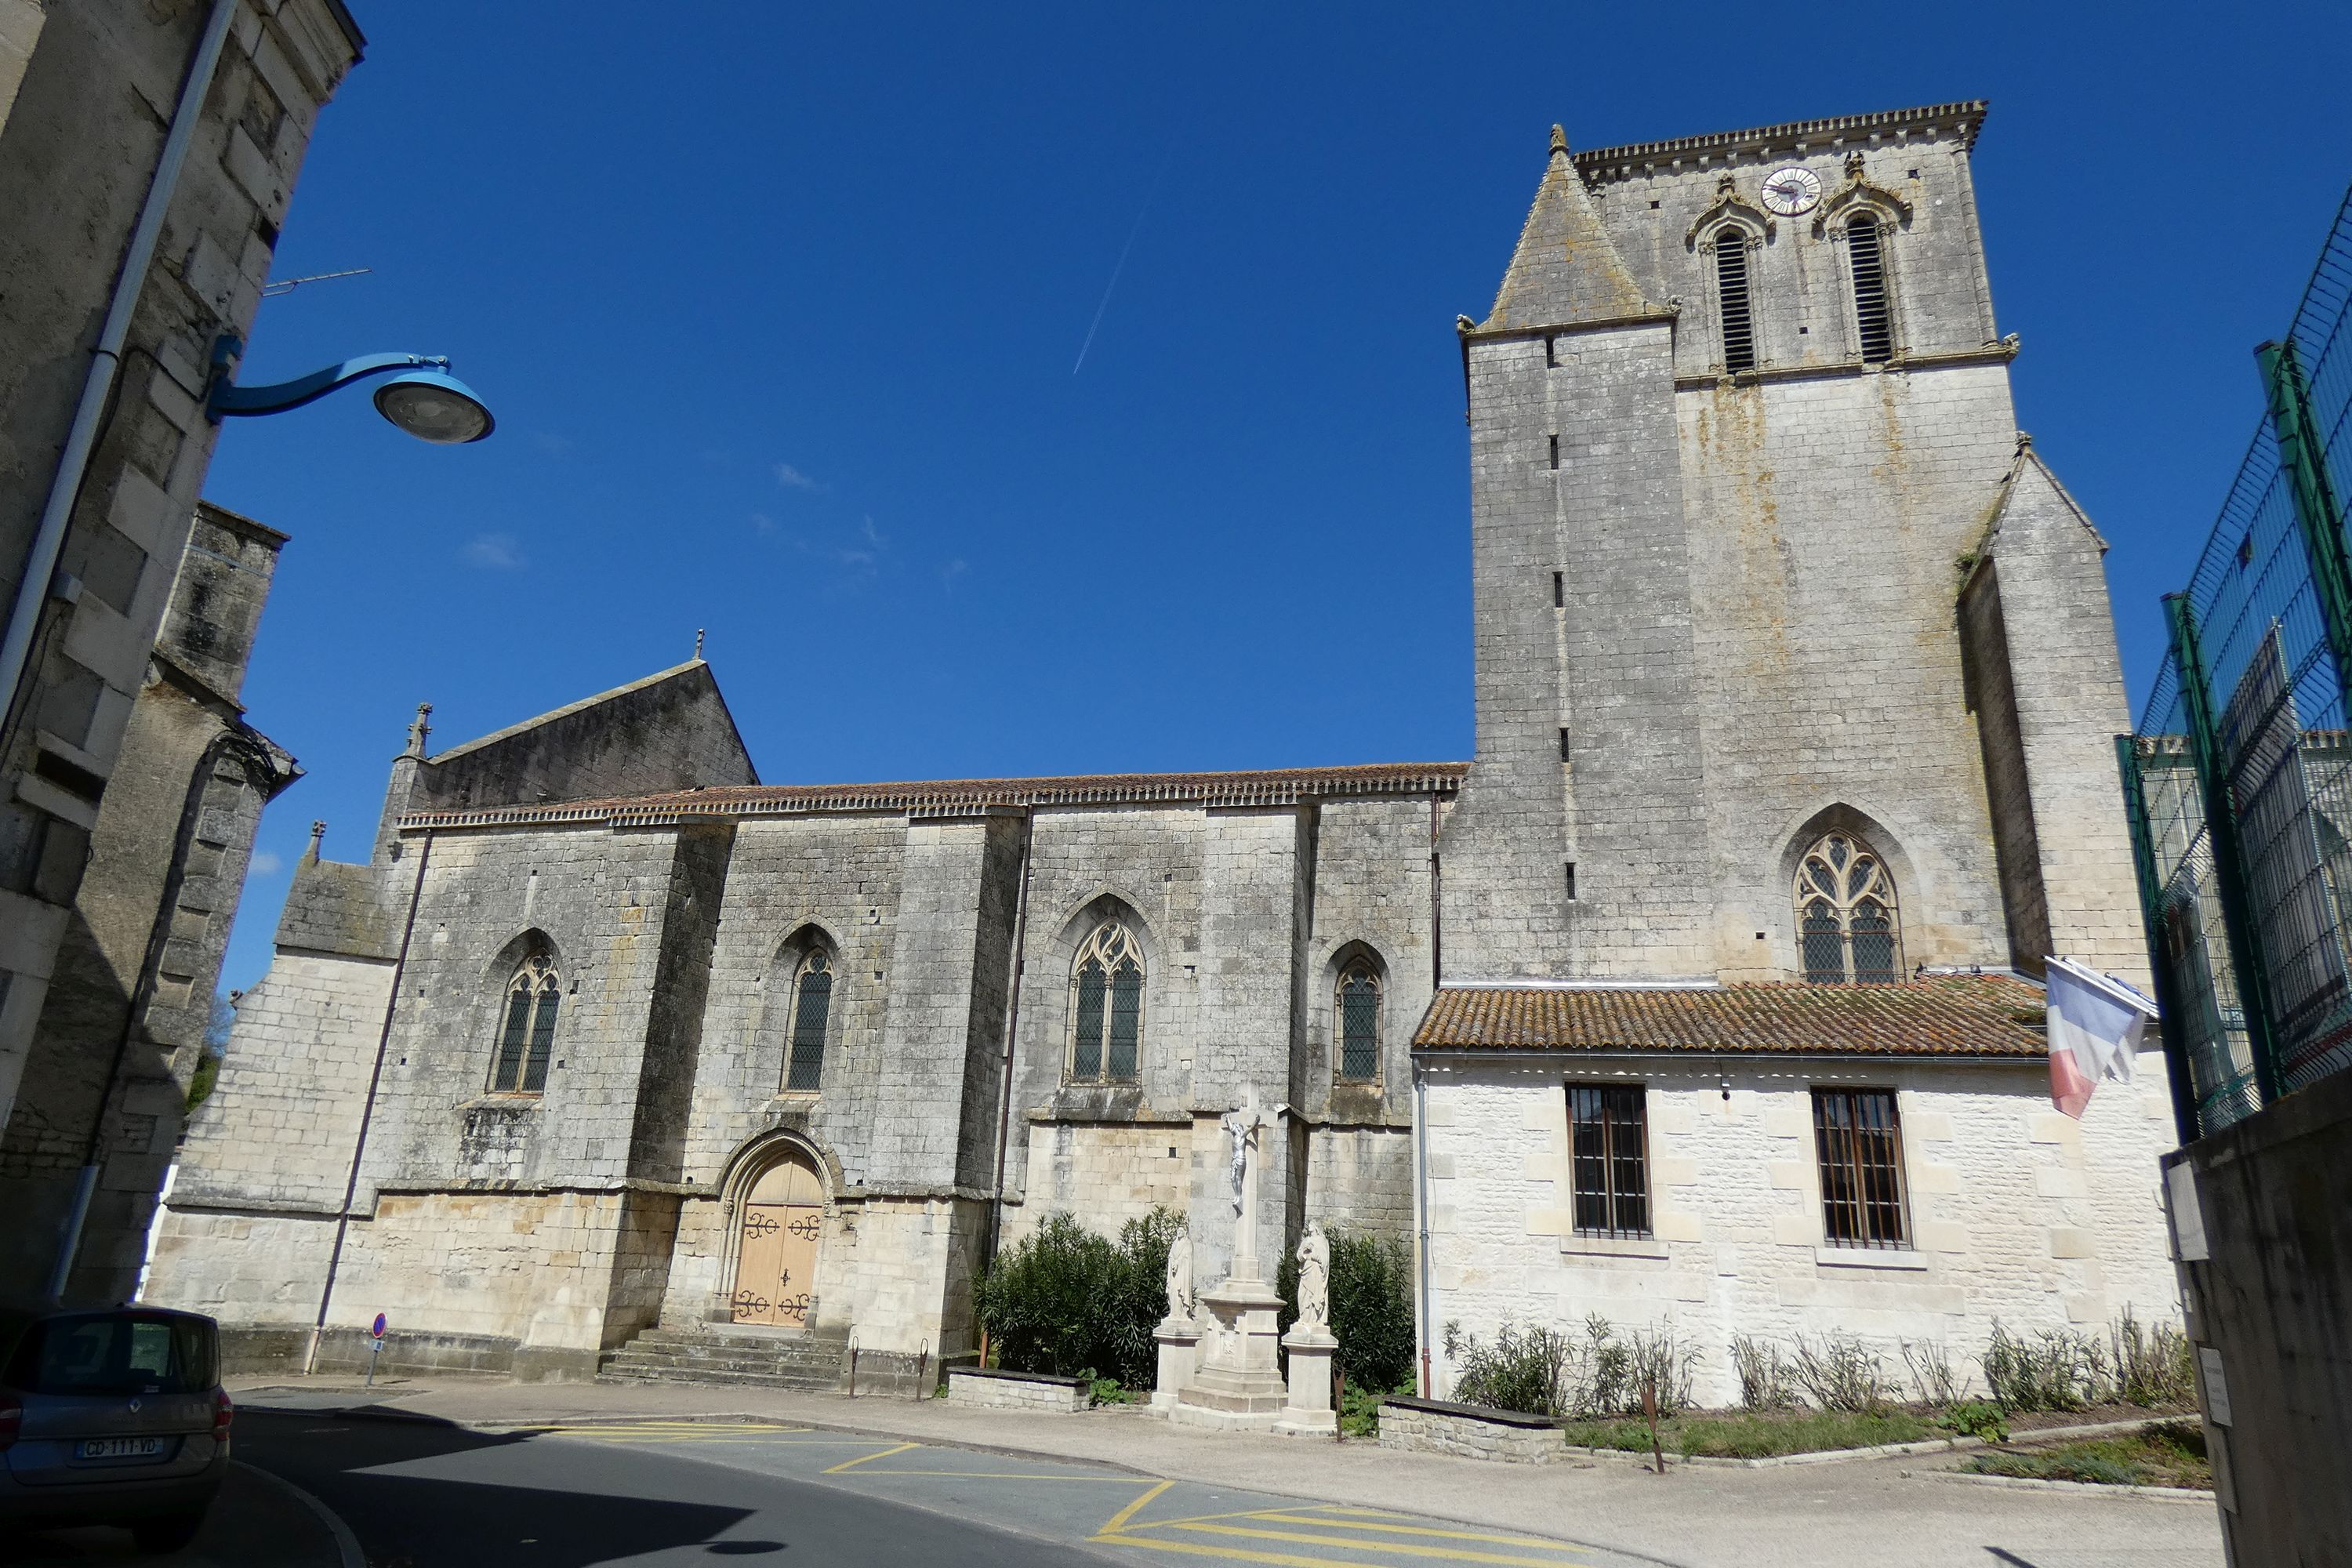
[1966,1421,2212,1490]
[1558,1408,1943,1460]
[2005,1401,2194,1434]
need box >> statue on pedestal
[1294,1221,1330,1335]
[1162,1224,1194,1327]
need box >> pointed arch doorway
[731,1152,822,1327]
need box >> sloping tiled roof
[401,761,1468,831]
[1413,975,2046,1058]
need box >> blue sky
[205,2,2352,993]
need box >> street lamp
[205,333,495,443]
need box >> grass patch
[1966,1421,2211,1490]
[1559,1408,1942,1458]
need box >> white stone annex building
[151,102,2182,1402]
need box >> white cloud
[463,532,524,569]
[775,462,825,492]
[750,511,777,535]
[249,850,283,876]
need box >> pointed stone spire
[1478,124,1653,332]
[375,702,433,865]
[305,820,327,863]
[694,627,706,662]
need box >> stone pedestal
[1150,1316,1200,1411]
[1274,1327,1338,1437]
[1171,1274,1287,1431]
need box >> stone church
[151,101,2181,1400]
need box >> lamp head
[372,368,494,445]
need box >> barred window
[783,949,833,1092]
[492,953,560,1094]
[1813,1087,1909,1247]
[1069,920,1143,1083]
[1795,833,1901,984]
[1337,961,1381,1083]
[1847,216,1893,363]
[1568,1084,1650,1237]
[1715,232,1757,373]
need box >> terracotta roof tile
[400,761,1468,831]
[1412,975,2046,1058]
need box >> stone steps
[597,1326,848,1391]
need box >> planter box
[1378,1396,1562,1465]
[946,1367,1089,1413]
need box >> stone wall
[1377,1397,1562,1464]
[948,1367,1086,1412]
[1420,1052,2181,1407]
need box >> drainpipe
[0,0,240,739]
[982,808,1036,1272]
[45,728,274,1303]
[1413,1058,1434,1398]
[305,828,432,1374]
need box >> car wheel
[131,1508,208,1554]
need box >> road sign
[371,1312,387,1340]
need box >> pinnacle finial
[1549,124,1568,158]
[694,627,706,661]
[405,702,433,759]
[307,820,327,861]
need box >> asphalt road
[225,1409,1114,1566]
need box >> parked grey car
[0,1305,230,1554]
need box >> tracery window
[1069,920,1143,1083]
[1795,833,1900,985]
[1337,960,1381,1083]
[783,949,833,1093]
[1714,230,1758,373]
[491,952,561,1093]
[1847,216,1893,363]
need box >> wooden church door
[732,1154,822,1327]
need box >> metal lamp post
[205,333,496,442]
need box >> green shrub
[1788,1331,1896,1414]
[1559,1409,1938,1459]
[1981,1321,2103,1412]
[1940,1399,2009,1443]
[1276,1229,1417,1395]
[1443,1320,1569,1417]
[975,1207,1181,1386]
[2109,1308,2195,1408]
[1443,1315,1694,1420]
[1900,1338,1968,1406]
[1339,1376,1411,1439]
[1731,1334,1795,1412]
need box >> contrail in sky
[1073,146,1176,376]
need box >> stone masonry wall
[1421,1053,2180,1408]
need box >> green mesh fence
[2125,181,2352,1138]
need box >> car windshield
[4,1313,216,1396]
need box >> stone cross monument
[1173,1088,1290,1428]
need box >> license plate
[75,1437,162,1460]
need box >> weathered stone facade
[151,101,2176,1392]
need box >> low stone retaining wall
[1377,1396,1562,1464]
[946,1367,1089,1412]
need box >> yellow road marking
[1244,1513,1584,1552]
[1129,1503,1338,1531]
[1094,1531,1390,1568]
[844,1468,1140,1481]
[1102,1479,1175,1535]
[822,1441,920,1474]
[1163,1519,1588,1567]
[1307,1506,1425,1521]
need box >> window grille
[1794,833,1902,983]
[1568,1083,1650,1237]
[1338,961,1380,1082]
[1848,216,1893,362]
[784,949,832,1091]
[1069,920,1144,1083]
[492,953,560,1094]
[1715,234,1757,373]
[1813,1087,1909,1247]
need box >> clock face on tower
[1759,165,1822,216]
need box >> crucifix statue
[1218,1087,1283,1281]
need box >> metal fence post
[2116,735,2206,1144]
[2165,593,2286,1106]
[2260,337,2352,710]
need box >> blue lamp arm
[208,351,451,420]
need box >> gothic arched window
[1069,920,1143,1083]
[1795,834,1901,985]
[1846,215,1893,363]
[1337,960,1381,1083]
[492,952,561,1093]
[1713,230,1758,373]
[783,949,833,1093]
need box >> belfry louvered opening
[1715,233,1757,373]
[1847,216,1893,363]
